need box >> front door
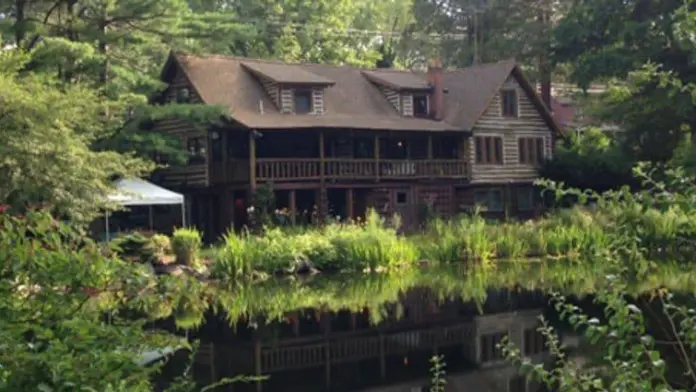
[391,187,416,232]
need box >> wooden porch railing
[209,159,470,183]
[259,322,474,372]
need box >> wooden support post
[289,190,297,226]
[319,131,327,224]
[427,134,433,159]
[291,312,300,336]
[254,337,262,392]
[221,130,228,182]
[249,131,257,190]
[346,188,354,221]
[374,135,380,181]
[319,131,326,180]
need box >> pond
[157,261,696,392]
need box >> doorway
[391,187,416,231]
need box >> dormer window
[413,94,429,118]
[240,62,334,115]
[501,89,518,117]
[294,90,313,114]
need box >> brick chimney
[427,59,445,121]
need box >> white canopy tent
[105,178,186,241]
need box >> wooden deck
[210,158,470,184]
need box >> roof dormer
[241,62,335,115]
[362,70,432,117]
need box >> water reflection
[155,261,696,391]
[187,271,556,391]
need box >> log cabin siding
[377,85,401,113]
[468,75,553,184]
[401,94,414,117]
[259,76,280,107]
[312,88,325,114]
[280,87,294,113]
[155,66,209,188]
[416,184,454,219]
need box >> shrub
[149,234,172,262]
[172,228,203,268]
[110,231,157,264]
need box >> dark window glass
[475,136,504,164]
[294,90,313,114]
[413,95,429,118]
[501,90,518,117]
[396,192,408,204]
[518,137,545,165]
[187,137,206,164]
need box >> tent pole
[105,212,110,242]
[181,198,187,228]
[148,206,154,231]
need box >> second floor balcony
[207,129,471,185]
[210,158,470,183]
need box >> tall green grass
[214,210,418,277]
[211,202,696,278]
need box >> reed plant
[325,210,419,271]
[211,192,695,278]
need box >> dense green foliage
[7,0,696,389]
[499,164,696,391]
[0,51,150,221]
[0,210,219,391]
[551,0,696,162]
[539,128,636,192]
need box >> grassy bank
[160,260,696,328]
[211,208,613,278]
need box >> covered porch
[208,128,472,185]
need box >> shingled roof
[164,52,561,135]
[361,70,431,91]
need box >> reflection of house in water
[190,289,551,392]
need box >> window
[480,332,507,362]
[413,94,429,118]
[508,376,527,392]
[186,137,206,164]
[210,131,223,163]
[501,89,518,117]
[474,188,504,212]
[176,87,191,103]
[518,137,545,165]
[523,328,547,356]
[475,136,503,164]
[294,90,313,114]
[517,187,535,211]
[396,192,408,205]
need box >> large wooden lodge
[153,52,562,240]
